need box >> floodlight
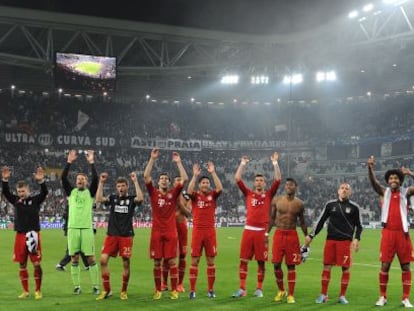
[283,74,303,85]
[316,71,336,82]
[363,3,374,12]
[326,71,337,81]
[291,74,303,84]
[383,0,410,5]
[348,10,359,19]
[316,72,325,82]
[221,75,239,84]
[251,75,269,84]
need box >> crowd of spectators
[2,90,414,144]
[1,89,414,228]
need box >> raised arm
[235,156,249,182]
[172,152,188,185]
[187,163,201,196]
[271,152,281,181]
[207,161,223,193]
[402,167,414,196]
[61,150,77,196]
[86,150,98,197]
[367,156,385,196]
[143,148,158,184]
[130,171,144,204]
[33,167,47,203]
[95,172,108,204]
[1,166,18,203]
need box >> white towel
[381,187,409,233]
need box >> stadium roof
[1,1,414,97]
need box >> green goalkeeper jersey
[67,188,94,229]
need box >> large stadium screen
[54,52,116,92]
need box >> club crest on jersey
[28,200,32,205]
[120,200,125,205]
[167,194,173,199]
[126,199,130,205]
[207,195,213,201]
[261,194,266,198]
[346,207,351,213]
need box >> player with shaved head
[305,182,362,305]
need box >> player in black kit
[1,166,48,300]
[95,171,144,300]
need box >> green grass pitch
[74,61,102,75]
[0,228,408,310]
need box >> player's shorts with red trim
[14,232,42,263]
[272,229,301,265]
[380,228,414,263]
[240,229,268,261]
[323,239,352,267]
[177,220,188,256]
[191,228,217,257]
[150,230,178,259]
[101,235,133,258]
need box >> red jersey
[146,182,183,233]
[237,179,280,228]
[384,191,404,231]
[191,190,221,230]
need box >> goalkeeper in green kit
[61,149,100,295]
